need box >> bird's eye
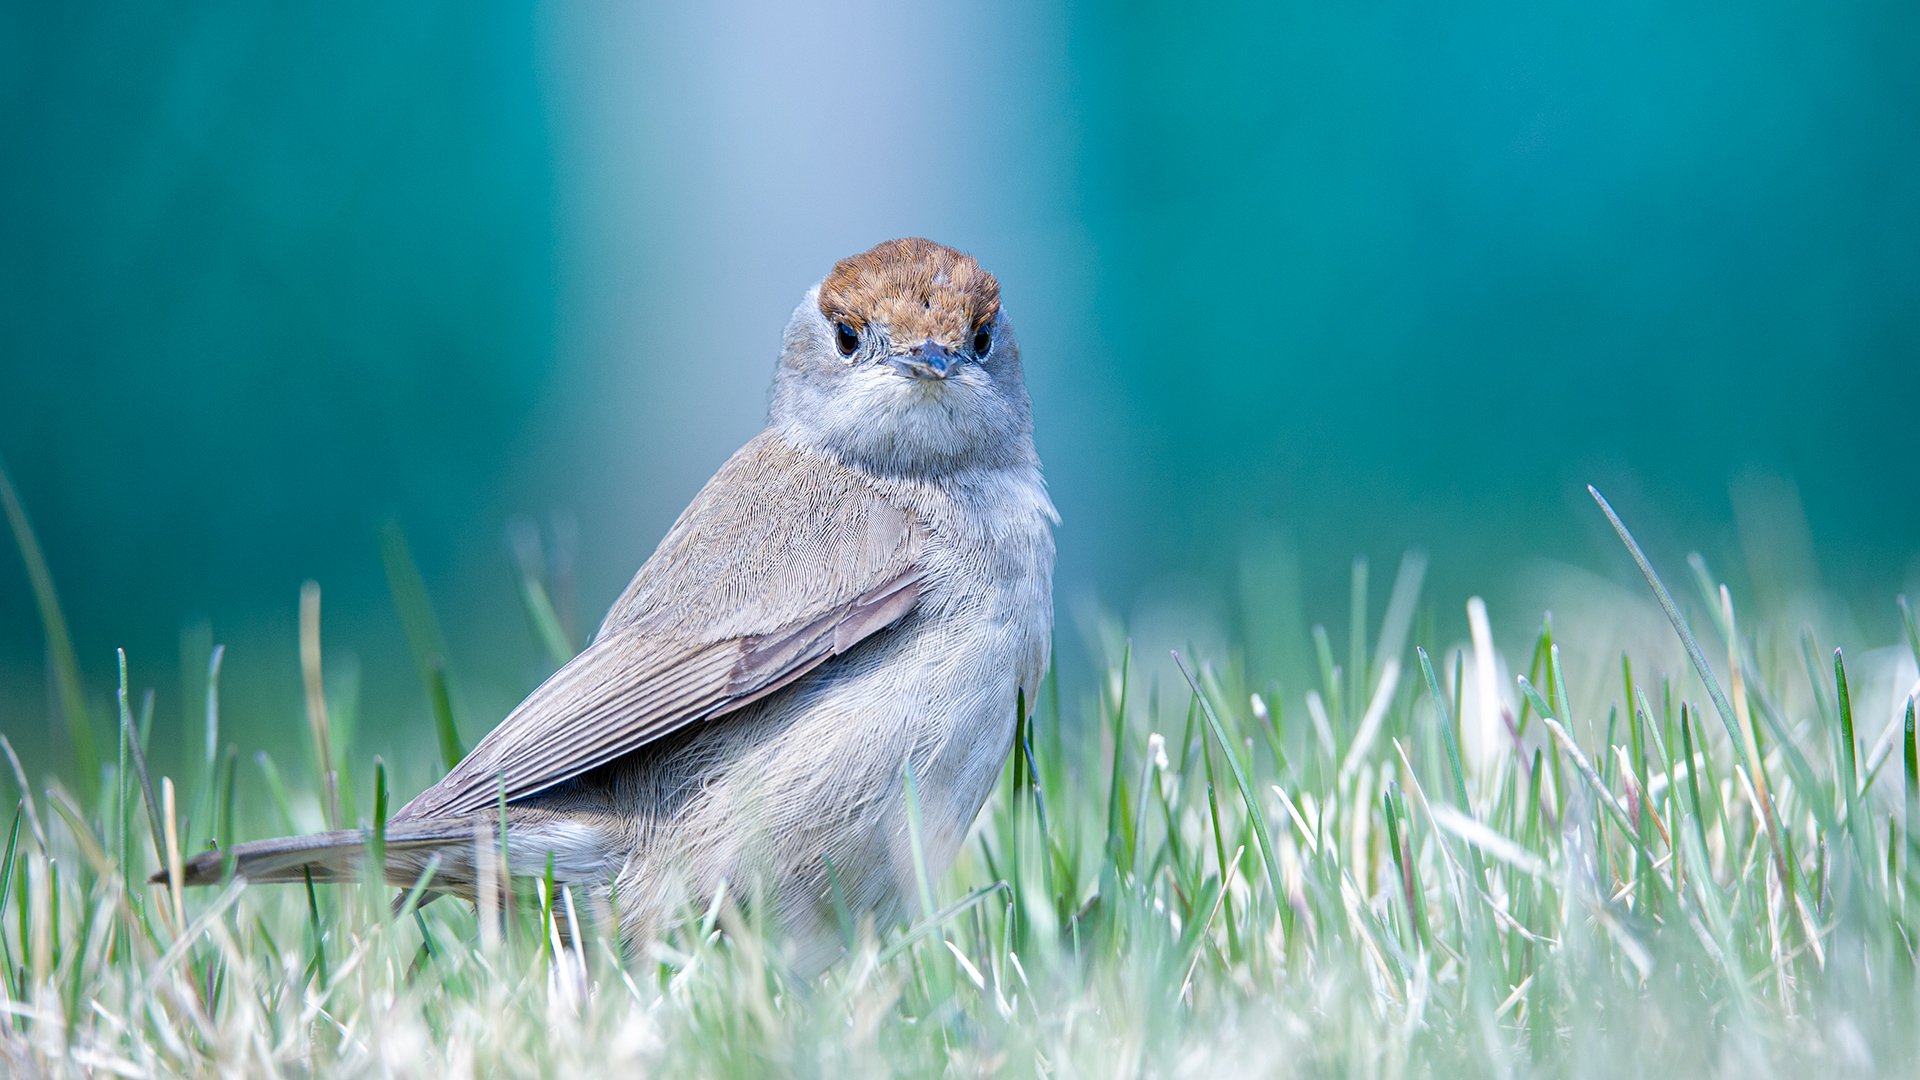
[973,326,992,356]
[835,323,860,357]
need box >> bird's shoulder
[601,429,924,642]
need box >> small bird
[168,238,1056,976]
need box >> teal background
[3,1,1916,786]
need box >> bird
[164,238,1057,976]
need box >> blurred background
[3,0,1917,796]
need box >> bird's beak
[889,341,959,381]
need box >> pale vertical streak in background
[532,0,1095,618]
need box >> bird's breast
[903,466,1055,685]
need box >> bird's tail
[153,819,479,888]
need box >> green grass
[5,486,1920,1076]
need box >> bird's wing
[396,431,926,821]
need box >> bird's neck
[768,407,1036,482]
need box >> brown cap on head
[818,238,1001,347]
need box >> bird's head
[771,238,1035,476]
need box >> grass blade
[904,762,938,921]
[369,756,389,918]
[1199,710,1243,959]
[878,882,1010,965]
[0,802,17,983]
[118,650,164,870]
[426,661,466,772]
[1899,596,1920,674]
[1903,697,1920,904]
[1588,487,1753,780]
[1174,651,1285,909]
[508,518,578,667]
[824,855,855,950]
[1417,648,1472,815]
[0,455,97,800]
[380,520,468,770]
[1104,641,1132,874]
[1374,549,1428,682]
[304,864,329,990]
[1350,555,1369,728]
[300,581,340,830]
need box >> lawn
[4,483,1920,1077]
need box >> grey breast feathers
[395,431,926,821]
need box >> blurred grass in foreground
[3,486,1920,1077]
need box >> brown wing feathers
[392,433,927,823]
[421,638,743,816]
